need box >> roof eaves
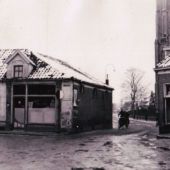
[71,77,114,90]
[4,49,35,66]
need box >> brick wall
[157,73,170,133]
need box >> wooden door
[13,97,25,128]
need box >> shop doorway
[13,97,25,128]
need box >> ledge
[157,134,170,139]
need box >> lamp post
[105,64,115,85]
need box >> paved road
[0,116,169,170]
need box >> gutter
[0,77,114,91]
[70,77,114,91]
[154,66,170,72]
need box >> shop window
[166,98,170,123]
[28,97,56,124]
[166,85,170,95]
[14,97,25,108]
[28,85,55,95]
[13,85,25,95]
[14,65,23,78]
[28,97,55,108]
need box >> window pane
[28,85,55,95]
[166,99,170,123]
[166,85,170,95]
[13,85,25,95]
[28,97,55,108]
[14,65,23,78]
[14,97,25,108]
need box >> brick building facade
[155,0,170,133]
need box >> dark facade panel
[72,84,112,131]
[155,0,170,133]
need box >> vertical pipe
[10,83,13,127]
[25,84,28,128]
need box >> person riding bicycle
[118,109,130,129]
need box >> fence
[128,108,157,121]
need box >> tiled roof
[0,65,7,79]
[157,56,170,68]
[0,49,111,88]
[28,65,62,79]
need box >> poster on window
[73,89,78,107]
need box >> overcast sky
[0,0,156,104]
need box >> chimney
[105,74,109,85]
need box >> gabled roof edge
[4,49,35,66]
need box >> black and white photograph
[0,0,169,169]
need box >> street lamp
[105,64,115,85]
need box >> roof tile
[0,49,112,88]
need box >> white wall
[61,82,73,129]
[28,108,56,124]
[0,83,6,121]
[6,54,33,79]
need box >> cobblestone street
[0,116,169,170]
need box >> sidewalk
[130,118,156,124]
[130,118,157,127]
[0,129,68,137]
[131,119,170,139]
[0,117,158,137]
[157,133,170,139]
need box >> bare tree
[121,68,148,117]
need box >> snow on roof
[157,56,170,68]
[0,49,112,89]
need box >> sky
[0,0,156,104]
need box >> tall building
[155,0,170,133]
[155,0,170,63]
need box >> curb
[130,118,156,124]
[157,135,170,139]
[0,131,67,137]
